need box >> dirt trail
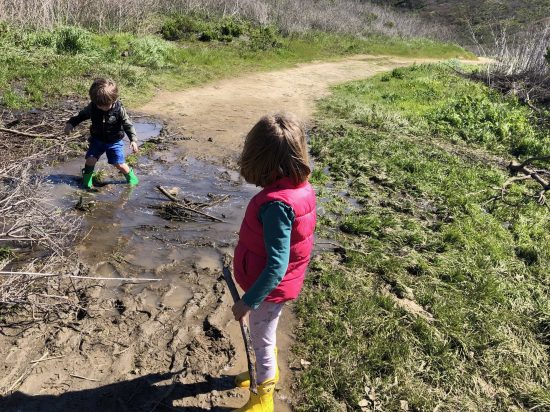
[1,55,477,412]
[139,55,447,163]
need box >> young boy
[64,78,139,189]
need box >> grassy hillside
[296,64,550,411]
[0,19,471,108]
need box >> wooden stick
[222,263,258,394]
[30,355,65,364]
[0,271,161,282]
[0,127,57,139]
[7,351,49,393]
[70,373,100,382]
[156,185,226,223]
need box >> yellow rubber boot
[234,378,276,412]
[235,347,279,388]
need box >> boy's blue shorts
[85,138,125,165]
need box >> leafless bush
[0,162,81,254]
[186,0,449,38]
[0,0,450,40]
[471,25,550,107]
[0,256,84,315]
[0,113,84,317]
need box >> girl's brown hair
[89,78,118,107]
[240,113,311,187]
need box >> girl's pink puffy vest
[234,177,316,303]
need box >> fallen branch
[156,185,226,223]
[0,271,162,282]
[518,155,550,167]
[69,373,100,382]
[0,127,57,139]
[30,355,65,364]
[495,158,550,205]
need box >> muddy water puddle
[41,119,257,319]
[43,119,256,278]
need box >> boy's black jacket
[68,100,137,143]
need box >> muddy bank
[0,117,296,411]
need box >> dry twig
[493,157,550,205]
[155,185,226,223]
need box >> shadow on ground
[0,371,237,412]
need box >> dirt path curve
[139,55,450,164]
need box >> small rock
[300,359,311,368]
[368,388,377,401]
[208,137,213,142]
[400,400,409,411]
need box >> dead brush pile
[0,108,90,324]
[153,186,229,223]
[471,26,550,110]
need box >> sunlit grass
[0,24,472,108]
[297,64,550,411]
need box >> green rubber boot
[125,168,139,186]
[81,169,94,190]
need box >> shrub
[391,67,406,79]
[0,247,14,260]
[197,28,216,42]
[160,14,248,43]
[160,14,204,41]
[54,26,93,54]
[219,17,246,37]
[128,36,175,68]
[247,26,282,51]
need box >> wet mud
[0,120,294,411]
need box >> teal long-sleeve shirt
[241,201,295,309]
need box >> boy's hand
[130,141,139,154]
[232,299,251,321]
[64,123,74,135]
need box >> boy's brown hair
[240,113,311,187]
[89,78,118,107]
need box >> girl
[231,113,316,412]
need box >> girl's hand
[130,141,139,154]
[232,299,251,321]
[64,123,74,135]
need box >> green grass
[0,247,14,260]
[0,19,472,108]
[296,64,550,411]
